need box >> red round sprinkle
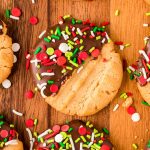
[127,106,136,115]
[79,52,88,61]
[25,90,34,99]
[50,84,58,93]
[26,119,34,128]
[57,56,66,66]
[61,125,69,132]
[55,50,62,57]
[78,126,87,135]
[101,144,111,150]
[0,130,8,138]
[52,125,60,132]
[91,49,100,57]
[11,8,21,17]
[29,16,38,25]
[36,53,48,61]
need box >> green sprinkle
[63,138,69,144]
[72,48,79,57]
[0,121,4,126]
[62,69,66,73]
[69,60,78,67]
[83,144,88,148]
[66,143,69,149]
[120,92,126,98]
[65,26,71,35]
[48,80,54,84]
[34,47,41,55]
[132,143,138,149]
[141,100,150,106]
[72,18,76,24]
[59,142,65,148]
[51,143,55,148]
[93,27,98,32]
[5,9,10,18]
[130,74,134,80]
[0,115,4,119]
[68,127,73,133]
[51,34,60,40]
[103,128,109,135]
[3,138,7,142]
[76,20,82,24]
[56,27,61,36]
[147,63,150,69]
[133,71,141,77]
[44,37,51,43]
[98,27,105,32]
[86,135,91,139]
[94,128,98,134]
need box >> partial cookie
[0,20,13,84]
[31,15,123,116]
[0,115,23,150]
[145,0,150,5]
[33,120,113,150]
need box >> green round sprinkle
[103,128,109,135]
[34,47,41,55]
[46,47,54,55]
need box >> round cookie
[30,15,123,116]
[145,0,150,5]
[0,115,23,150]
[33,120,113,150]
[0,20,13,84]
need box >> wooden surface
[0,0,150,149]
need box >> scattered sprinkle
[2,79,11,89]
[12,109,23,116]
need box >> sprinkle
[69,136,75,150]
[12,43,20,52]
[139,50,149,62]
[143,23,149,27]
[44,37,51,43]
[132,143,138,149]
[29,16,38,25]
[12,109,23,116]
[65,26,71,35]
[11,8,21,17]
[131,113,140,122]
[80,142,83,150]
[115,10,120,16]
[36,73,41,80]
[38,129,51,138]
[124,43,131,47]
[26,119,34,128]
[40,86,47,98]
[30,141,33,150]
[30,59,41,66]
[59,43,70,53]
[142,68,147,79]
[32,0,35,3]
[103,128,109,135]
[61,32,69,40]
[39,30,46,39]
[51,34,60,40]
[146,12,150,16]
[75,138,80,143]
[55,134,63,143]
[10,15,19,20]
[50,84,58,93]
[119,45,124,50]
[77,66,83,74]
[5,9,10,18]
[69,60,78,67]
[113,104,119,111]
[141,100,150,106]
[41,72,55,76]
[34,47,41,55]
[115,41,123,45]
[26,128,33,141]
[77,28,83,36]
[0,25,2,30]
[25,90,34,99]
[5,140,18,146]
[37,83,47,89]
[89,47,95,53]
[128,66,135,72]
[2,79,11,89]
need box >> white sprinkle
[142,68,147,79]
[144,37,149,41]
[37,83,47,90]
[0,25,2,29]
[147,77,150,82]
[26,128,33,141]
[91,31,95,37]
[73,37,78,41]
[105,32,110,40]
[38,30,46,39]
[26,54,31,59]
[88,142,93,148]
[77,66,83,74]
[80,142,83,150]
[42,143,46,147]
[10,15,19,20]
[143,23,149,27]
[59,20,63,25]
[113,104,119,112]
[91,132,95,142]
[32,0,35,4]
[131,113,140,122]
[13,55,17,63]
[12,109,23,116]
[72,27,75,31]
[128,66,135,72]
[41,72,55,76]
[55,134,63,143]
[53,58,57,62]
[59,43,69,53]
[119,45,125,50]
[77,28,83,36]
[50,54,57,60]
[30,141,33,150]
[30,59,41,66]
[61,32,69,40]
[38,129,51,138]
[41,86,47,98]
[69,136,75,150]
[12,43,20,52]
[5,140,18,146]
[139,50,149,62]
[101,38,106,43]
[2,79,11,89]
[52,39,55,43]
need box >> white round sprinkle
[59,43,69,53]
[2,79,11,89]
[13,55,17,63]
[12,43,20,52]
[131,113,140,122]
[54,134,63,143]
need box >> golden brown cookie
[145,0,150,5]
[0,20,13,84]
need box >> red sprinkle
[79,52,88,61]
[101,22,110,26]
[26,59,30,71]
[26,119,34,128]
[0,130,8,138]
[114,41,123,45]
[127,106,136,115]
[91,49,100,57]
[52,125,61,132]
[36,53,48,61]
[50,84,58,93]
[54,50,62,57]
[137,76,147,86]
[57,56,66,66]
[25,90,34,99]
[101,144,111,150]
[61,125,69,132]
[127,92,133,97]
[11,8,21,17]
[78,126,87,135]
[29,16,38,25]
[44,132,58,140]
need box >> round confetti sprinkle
[78,126,87,135]
[54,134,63,143]
[50,84,58,93]
[29,16,38,25]
[52,125,61,132]
[131,113,140,122]
[91,49,100,57]
[127,106,136,115]
[12,43,20,52]
[0,130,8,138]
[26,119,34,127]
[59,43,69,53]
[101,144,111,150]
[13,55,17,63]
[46,47,54,55]
[54,50,62,57]
[2,79,11,89]
[25,90,34,99]
[11,8,21,17]
[79,52,88,60]
[61,125,69,132]
[37,53,48,61]
[57,56,66,66]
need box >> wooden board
[0,0,150,149]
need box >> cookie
[0,20,13,84]
[31,15,123,116]
[145,0,150,5]
[0,115,23,150]
[33,120,113,150]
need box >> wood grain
[0,0,150,149]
